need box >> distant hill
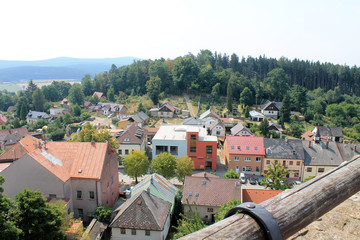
[0,57,139,82]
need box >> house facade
[116,125,147,158]
[230,123,254,136]
[312,126,343,142]
[96,102,127,116]
[263,138,305,180]
[26,110,51,124]
[182,173,241,223]
[1,142,119,222]
[150,102,181,118]
[224,136,265,175]
[208,119,226,137]
[260,100,282,119]
[152,125,217,170]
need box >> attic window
[246,146,250,150]
[237,146,240,150]
[189,192,193,196]
[231,146,234,150]
[267,148,272,154]
[255,147,258,150]
[195,192,199,197]
[202,180,206,185]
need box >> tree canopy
[150,152,176,179]
[123,150,149,184]
[175,156,194,183]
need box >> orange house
[186,131,217,170]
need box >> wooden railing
[180,156,360,239]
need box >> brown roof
[0,114,7,125]
[143,127,159,134]
[92,92,104,99]
[242,189,282,204]
[191,172,219,178]
[160,101,180,113]
[116,125,147,145]
[220,118,234,124]
[60,98,69,105]
[110,190,171,231]
[182,175,241,207]
[0,135,41,162]
[0,127,29,139]
[28,142,113,182]
[302,131,314,141]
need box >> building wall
[71,179,98,222]
[263,158,304,180]
[152,139,187,160]
[100,152,120,208]
[1,155,66,199]
[211,126,225,137]
[262,110,279,119]
[301,165,336,181]
[157,111,174,118]
[118,143,143,158]
[186,132,217,170]
[184,205,220,223]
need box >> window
[78,209,83,218]
[131,229,136,235]
[89,191,94,199]
[318,168,325,173]
[145,230,150,236]
[256,157,261,162]
[237,146,241,150]
[77,191,82,199]
[297,161,301,166]
[107,182,109,187]
[190,146,196,153]
[234,156,240,161]
[119,149,122,155]
[121,229,126,234]
[266,160,270,164]
[206,146,213,154]
[256,167,260,172]
[207,208,213,212]
[170,146,178,155]
[190,134,197,140]
[125,149,129,155]
[243,166,252,172]
[111,176,114,183]
[246,146,250,150]
[306,167,312,172]
[49,194,57,198]
[231,146,234,150]
[290,161,293,165]
[244,157,251,161]
[255,147,258,150]
[156,145,168,155]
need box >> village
[0,90,358,240]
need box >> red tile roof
[0,135,41,162]
[302,131,314,141]
[182,175,241,207]
[28,142,112,182]
[226,136,265,156]
[0,127,29,138]
[242,189,282,204]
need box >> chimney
[354,145,357,152]
[147,187,150,193]
[325,140,329,149]
[308,141,311,148]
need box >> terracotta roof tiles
[226,136,265,155]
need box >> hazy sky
[1,0,359,66]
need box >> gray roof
[26,111,50,120]
[183,117,202,126]
[129,111,149,124]
[315,126,343,138]
[264,138,305,160]
[302,141,343,166]
[110,190,171,231]
[249,110,264,118]
[231,123,253,136]
[336,143,360,162]
[260,100,282,110]
[199,109,221,120]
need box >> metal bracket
[224,202,282,240]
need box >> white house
[260,100,282,119]
[208,119,226,137]
[249,110,264,122]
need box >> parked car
[249,176,256,185]
[240,173,246,184]
[108,113,114,118]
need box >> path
[184,94,196,117]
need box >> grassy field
[0,83,22,92]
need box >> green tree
[240,87,253,106]
[71,123,119,149]
[32,89,46,112]
[107,88,115,102]
[261,160,291,190]
[279,94,291,123]
[175,156,194,183]
[19,102,28,121]
[211,82,220,102]
[146,76,161,105]
[214,198,242,222]
[243,105,250,118]
[94,206,112,223]
[264,68,290,101]
[172,55,199,93]
[0,176,21,240]
[81,74,93,96]
[73,104,81,117]
[223,169,240,179]
[150,152,176,179]
[123,150,149,184]
[226,78,233,112]
[173,201,207,239]
[25,80,38,104]
[68,84,85,106]
[259,117,270,137]
[11,188,66,240]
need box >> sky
[0,0,359,66]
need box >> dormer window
[231,146,234,150]
[267,148,272,154]
[246,146,249,150]
[237,146,240,150]
[255,147,258,150]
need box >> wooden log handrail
[180,156,360,239]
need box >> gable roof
[0,135,41,162]
[130,173,178,211]
[0,114,7,125]
[1,133,22,146]
[27,142,112,182]
[0,127,29,139]
[302,131,314,141]
[116,125,147,145]
[249,110,264,118]
[92,92,104,99]
[182,175,241,207]
[209,119,225,130]
[302,141,343,166]
[129,111,149,124]
[314,126,343,138]
[60,98,69,105]
[225,136,265,156]
[230,123,253,136]
[183,117,202,126]
[336,143,360,162]
[158,101,180,113]
[110,190,171,231]
[242,189,282,204]
[199,109,221,120]
[26,111,50,120]
[264,138,305,159]
[260,100,282,110]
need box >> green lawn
[0,83,22,92]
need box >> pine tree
[226,80,233,112]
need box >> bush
[94,206,112,223]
